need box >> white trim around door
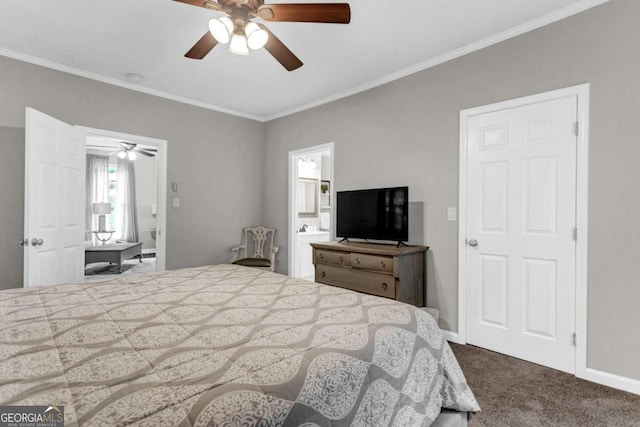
[77,126,168,272]
[458,84,590,379]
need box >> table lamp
[92,202,111,231]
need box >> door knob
[31,238,44,246]
[19,239,28,246]
[468,239,478,247]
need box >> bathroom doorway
[288,143,334,280]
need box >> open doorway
[288,143,334,280]
[22,109,167,287]
[81,128,167,280]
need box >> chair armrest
[230,244,246,263]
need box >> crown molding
[264,0,610,121]
[0,47,264,122]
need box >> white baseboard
[441,329,462,344]
[582,368,640,396]
[443,331,640,396]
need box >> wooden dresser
[310,241,429,306]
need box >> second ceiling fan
[174,0,351,71]
[112,142,157,161]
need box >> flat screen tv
[336,186,409,244]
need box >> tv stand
[338,237,350,243]
[310,241,429,306]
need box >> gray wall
[0,127,25,290]
[263,0,640,380]
[0,55,265,277]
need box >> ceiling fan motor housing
[209,0,263,16]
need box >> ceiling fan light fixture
[209,16,233,44]
[229,33,249,55]
[127,150,137,161]
[117,150,127,159]
[244,22,268,50]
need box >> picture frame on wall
[321,180,330,194]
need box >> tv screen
[336,186,409,243]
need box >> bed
[0,264,479,426]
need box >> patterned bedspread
[0,264,479,426]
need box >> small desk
[85,242,143,273]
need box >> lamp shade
[92,202,111,215]
[229,33,249,55]
[245,22,268,50]
[209,16,234,44]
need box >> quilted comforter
[0,264,479,426]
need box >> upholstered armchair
[230,226,279,272]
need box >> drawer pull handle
[321,271,326,278]
[381,261,386,268]
[355,258,360,264]
[319,253,325,259]
[381,282,388,291]
[339,256,344,262]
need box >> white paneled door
[24,108,85,287]
[465,96,578,373]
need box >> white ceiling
[0,0,606,121]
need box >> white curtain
[86,154,110,240]
[116,158,139,242]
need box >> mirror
[298,178,318,217]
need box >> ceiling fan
[174,0,351,71]
[112,142,157,161]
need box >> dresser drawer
[315,265,396,299]
[349,253,394,274]
[315,249,350,266]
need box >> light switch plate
[447,207,457,221]
[173,197,181,208]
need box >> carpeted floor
[449,343,640,426]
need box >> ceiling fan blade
[258,3,350,23]
[259,24,303,71]
[172,0,222,11]
[173,0,205,6]
[131,145,157,156]
[185,32,219,59]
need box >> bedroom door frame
[457,84,590,380]
[288,142,335,277]
[78,126,168,272]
